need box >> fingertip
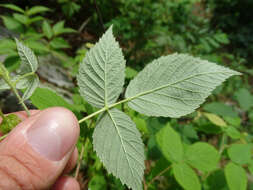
[52,176,80,190]
[63,147,78,174]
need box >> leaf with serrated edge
[126,53,240,118]
[77,26,125,108]
[22,75,39,101]
[93,108,145,190]
[15,39,38,73]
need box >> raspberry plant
[0,26,240,190]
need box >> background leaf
[77,26,125,108]
[203,112,227,127]
[126,53,239,117]
[30,87,75,111]
[93,109,145,190]
[156,124,184,162]
[42,20,53,39]
[203,102,238,117]
[227,144,251,165]
[173,162,201,190]
[26,6,50,16]
[225,162,247,190]
[185,142,220,172]
[234,88,253,111]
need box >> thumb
[0,107,80,190]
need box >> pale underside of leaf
[77,26,125,108]
[93,108,145,190]
[126,53,240,118]
[22,75,39,101]
[15,39,38,73]
[0,75,35,90]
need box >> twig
[0,134,8,141]
[147,166,171,187]
[94,0,105,31]
[75,143,85,179]
[78,17,91,33]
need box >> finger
[0,107,80,190]
[52,176,80,190]
[63,147,78,174]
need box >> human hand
[0,107,80,190]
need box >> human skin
[0,107,81,190]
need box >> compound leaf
[15,39,38,73]
[185,142,220,172]
[21,75,39,101]
[93,108,145,190]
[156,124,184,162]
[126,53,240,117]
[225,162,247,190]
[77,26,125,108]
[173,162,201,190]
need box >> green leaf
[185,142,220,172]
[15,39,38,73]
[0,39,16,54]
[30,87,75,111]
[93,109,145,190]
[126,53,240,117]
[203,102,238,117]
[0,114,21,134]
[0,4,24,13]
[26,6,50,16]
[126,66,138,79]
[77,26,125,108]
[234,88,253,111]
[52,21,76,36]
[248,160,253,175]
[1,16,24,33]
[227,144,251,165]
[205,169,227,190]
[42,20,53,39]
[225,162,247,190]
[22,75,39,101]
[13,13,29,25]
[88,175,107,190]
[156,124,183,162]
[50,37,70,49]
[225,126,241,139]
[173,163,201,190]
[203,112,227,127]
[25,40,49,53]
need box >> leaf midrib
[107,110,138,189]
[20,44,35,72]
[128,71,237,100]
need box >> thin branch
[94,0,105,31]
[75,144,85,179]
[147,166,171,187]
[0,134,8,141]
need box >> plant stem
[78,97,133,124]
[75,143,85,179]
[147,165,171,187]
[3,78,31,116]
[219,133,227,154]
[0,134,8,141]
